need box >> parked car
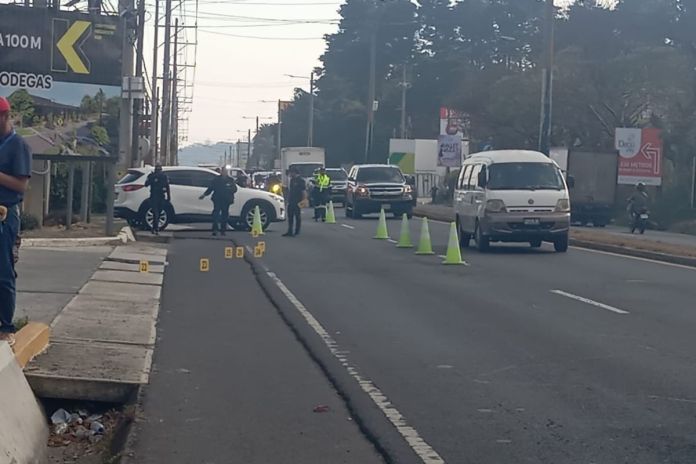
[114,166,285,231]
[326,168,348,206]
[454,150,571,252]
[345,164,414,219]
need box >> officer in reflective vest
[313,168,331,222]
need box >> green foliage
[272,0,696,225]
[8,89,35,128]
[91,125,110,146]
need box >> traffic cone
[326,201,337,224]
[396,213,413,248]
[442,221,466,265]
[251,205,264,236]
[415,217,435,255]
[374,208,389,240]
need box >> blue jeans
[0,205,19,333]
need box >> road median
[413,204,696,267]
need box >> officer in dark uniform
[283,166,307,237]
[144,164,171,235]
[200,166,238,236]
[0,97,32,347]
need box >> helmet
[637,182,646,192]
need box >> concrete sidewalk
[19,242,169,402]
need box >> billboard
[615,127,663,186]
[0,5,122,157]
[437,134,462,168]
[439,107,469,137]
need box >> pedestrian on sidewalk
[283,166,307,237]
[144,164,170,235]
[200,166,237,236]
[0,97,32,346]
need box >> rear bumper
[480,212,570,242]
[354,198,413,214]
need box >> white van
[454,150,572,252]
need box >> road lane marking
[267,271,445,464]
[570,246,696,271]
[341,223,355,229]
[387,239,398,244]
[550,290,629,315]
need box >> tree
[90,125,110,146]
[8,89,35,128]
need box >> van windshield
[487,162,565,190]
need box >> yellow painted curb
[13,322,50,369]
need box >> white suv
[114,166,286,231]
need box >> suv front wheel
[241,201,273,230]
[140,201,173,231]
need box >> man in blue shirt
[0,96,32,346]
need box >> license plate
[640,214,648,219]
[524,218,540,226]
[382,204,391,210]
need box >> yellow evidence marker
[254,246,264,258]
[139,260,149,273]
[225,247,234,259]
[200,258,210,272]
[257,241,266,253]
[236,247,245,258]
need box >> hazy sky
[174,0,603,146]
[171,0,342,145]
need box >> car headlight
[404,185,412,194]
[270,194,284,203]
[485,199,507,213]
[271,184,282,194]
[356,186,369,197]
[555,198,570,212]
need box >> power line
[198,29,326,40]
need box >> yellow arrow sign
[57,20,91,74]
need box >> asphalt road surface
[137,208,696,463]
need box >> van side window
[458,165,473,190]
[468,164,482,190]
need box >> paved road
[592,224,696,248]
[223,209,696,464]
[129,235,384,464]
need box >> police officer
[0,97,32,347]
[144,164,171,235]
[312,167,331,222]
[283,166,307,237]
[200,166,238,236]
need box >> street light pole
[538,0,555,156]
[308,71,314,147]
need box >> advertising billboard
[439,107,469,138]
[0,5,122,157]
[437,134,462,168]
[615,127,663,186]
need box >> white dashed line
[387,239,398,244]
[341,224,355,230]
[550,290,629,315]
[267,271,445,464]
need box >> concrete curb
[13,322,50,369]
[413,207,696,268]
[569,239,696,267]
[0,343,49,464]
[22,226,135,248]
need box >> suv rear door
[165,169,201,216]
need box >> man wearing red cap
[0,96,33,346]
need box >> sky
[164,0,344,146]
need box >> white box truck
[281,147,326,186]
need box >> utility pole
[130,0,145,167]
[170,18,179,166]
[538,0,555,156]
[277,101,282,162]
[364,26,377,163]
[399,64,410,139]
[160,0,173,165]
[247,128,252,169]
[150,0,160,164]
[308,71,314,147]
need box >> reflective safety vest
[315,173,330,192]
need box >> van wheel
[474,222,489,252]
[530,239,542,248]
[554,234,569,253]
[457,216,470,248]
